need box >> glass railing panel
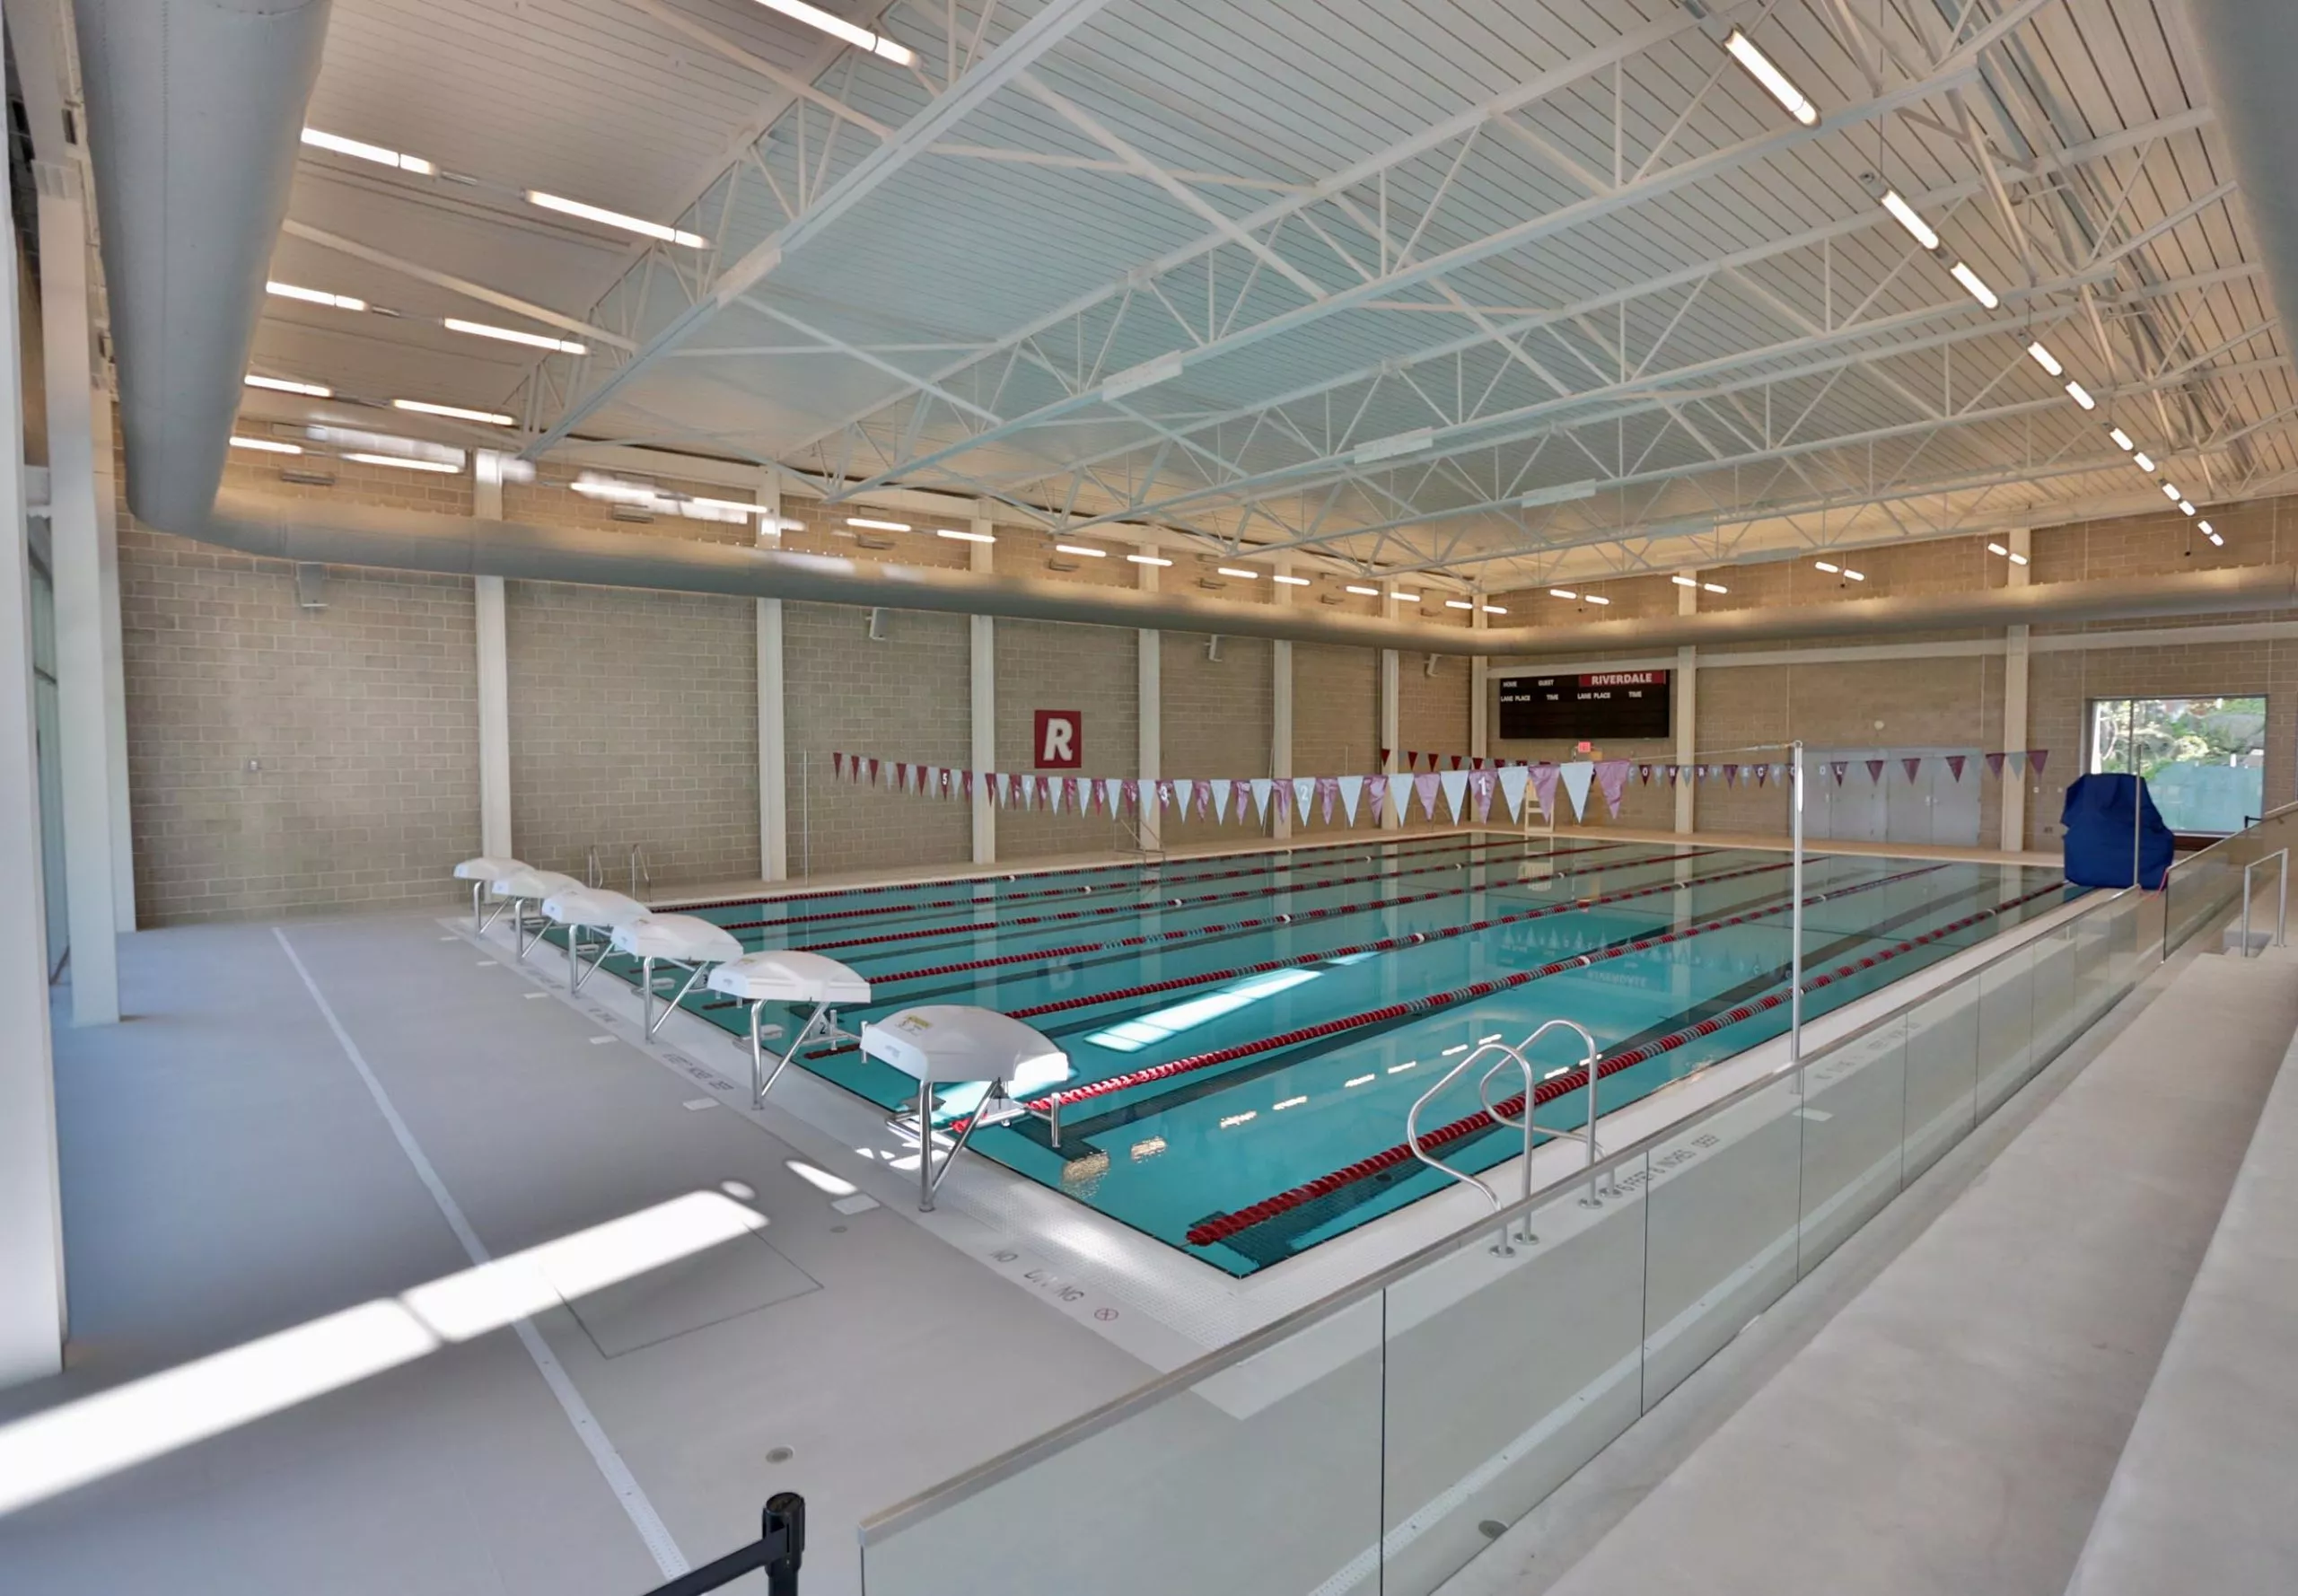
[1640,1077,1802,1410]
[2028,923,2080,1072]
[1795,1014,1909,1275]
[1378,1163,1650,1596]
[859,1293,1387,1596]
[1902,978,1980,1184]
[1975,943,2037,1119]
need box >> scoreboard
[1498,670,1671,740]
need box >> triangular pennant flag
[1120,778,1139,812]
[1695,763,1711,784]
[1558,760,1596,821]
[1945,755,1967,782]
[1232,779,1253,823]
[1865,759,1886,785]
[1209,779,1231,825]
[1660,763,1679,785]
[1317,775,1340,825]
[832,751,846,780]
[894,761,910,792]
[1829,760,1848,785]
[1037,775,1057,809]
[866,758,881,785]
[1154,777,1176,814]
[1364,773,1391,823]
[1901,757,1924,784]
[1188,779,1210,820]
[1636,763,1653,785]
[1595,759,1630,819]
[1338,774,1365,827]
[1007,773,1026,808]
[1471,757,1487,772]
[2027,749,2050,776]
[1379,748,1391,770]
[1754,763,1772,786]
[1061,776,1079,814]
[2006,750,2027,775]
[1985,751,2006,778]
[1723,763,1741,787]
[1250,777,1274,823]
[1292,776,1318,820]
[1497,764,1529,820]
[1414,771,1441,821]
[1530,763,1560,819]
[1089,777,1108,814]
[1449,754,1464,772]
[1438,768,1470,823]
[1470,768,1496,822]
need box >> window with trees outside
[2087,696,2267,836]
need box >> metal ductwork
[2186,1,2298,393]
[204,488,2298,657]
[75,0,334,534]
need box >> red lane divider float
[715,834,1522,934]
[669,829,1522,915]
[1031,861,1951,1130]
[1183,877,2069,1249]
[787,839,1641,958]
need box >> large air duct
[2186,2,2298,395]
[203,487,2298,657]
[75,0,334,534]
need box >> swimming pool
[606,835,2075,1276]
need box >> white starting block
[860,1005,1071,1212]
[492,865,584,959]
[454,856,525,934]
[614,914,746,1038]
[541,886,650,993]
[707,950,871,1106]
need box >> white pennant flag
[1438,769,1470,823]
[1250,778,1275,822]
[1497,764,1530,821]
[1291,776,1317,822]
[1558,760,1596,821]
[1337,774,1364,827]
[1210,781,1231,824]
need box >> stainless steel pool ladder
[1406,1018,1606,1256]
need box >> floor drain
[1478,1520,1507,1540]
[767,1447,795,1465]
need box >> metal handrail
[1407,1040,1535,1254]
[858,874,2131,1548]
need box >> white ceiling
[239,0,2295,586]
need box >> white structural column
[969,504,996,865]
[1,135,64,1384]
[1137,545,1162,850]
[1379,639,1401,829]
[39,164,117,1024]
[756,480,787,881]
[1271,562,1294,839]
[1675,577,1698,835]
[471,455,513,860]
[89,380,132,928]
[2001,527,2032,853]
[1469,601,1489,761]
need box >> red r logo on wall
[1034,710,1083,769]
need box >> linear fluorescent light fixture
[443,318,588,356]
[2133,452,2155,472]
[1949,261,1999,309]
[1724,29,1819,126]
[344,452,462,474]
[2064,381,2096,411]
[1100,354,1185,403]
[229,436,303,455]
[1353,427,1435,467]
[1345,583,1381,596]
[1273,574,1311,586]
[2200,520,2223,546]
[2009,551,2029,566]
[2026,342,2063,377]
[1215,566,1259,579]
[1703,582,1728,593]
[1880,190,1939,250]
[267,281,368,312]
[1391,589,1422,601]
[1483,603,1509,614]
[526,190,706,250]
[1671,574,1699,587]
[1546,589,1575,601]
[847,517,909,531]
[1815,560,1840,573]
[1583,595,1609,607]
[301,127,434,175]
[2162,482,2183,502]
[1126,553,1173,566]
[1843,568,1865,581]
[749,0,914,64]
[1987,543,2030,565]
[1445,598,1476,609]
[2109,427,2136,451]
[244,373,331,398]
[392,398,513,425]
[936,528,995,543]
[1054,543,1107,557]
[2180,500,2197,516]
[1520,479,1601,509]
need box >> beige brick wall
[1294,643,1378,775]
[1160,631,1275,844]
[995,618,1138,861]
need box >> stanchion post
[763,1492,804,1596]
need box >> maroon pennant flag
[1154,778,1175,813]
[1061,776,1080,814]
[832,751,846,780]
[1985,751,2006,778]
[1723,763,1740,786]
[1754,764,1771,786]
[1120,778,1140,812]
[1636,763,1653,785]
[1865,759,1886,784]
[1695,763,1711,782]
[1379,747,1391,769]
[1035,775,1055,808]
[2027,749,2050,776]
[1945,754,1968,782]
[1191,778,1214,820]
[1408,750,1423,772]
[1901,756,1923,784]
[1450,754,1464,771]
[1471,757,1486,772]
[1829,760,1848,785]
[894,761,910,791]
[866,758,881,785]
[1008,772,1028,808]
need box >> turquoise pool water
[587,835,2075,1275]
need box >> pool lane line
[1205,874,2018,1267]
[708,834,1524,934]
[776,839,1643,959]
[669,827,1536,914]
[1184,875,2070,1249]
[1027,860,1952,1129]
[885,849,1776,1013]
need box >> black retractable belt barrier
[637,1494,804,1596]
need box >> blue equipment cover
[2061,772,2173,890]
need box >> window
[2088,696,2266,835]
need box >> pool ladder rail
[1406,1017,1610,1257]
